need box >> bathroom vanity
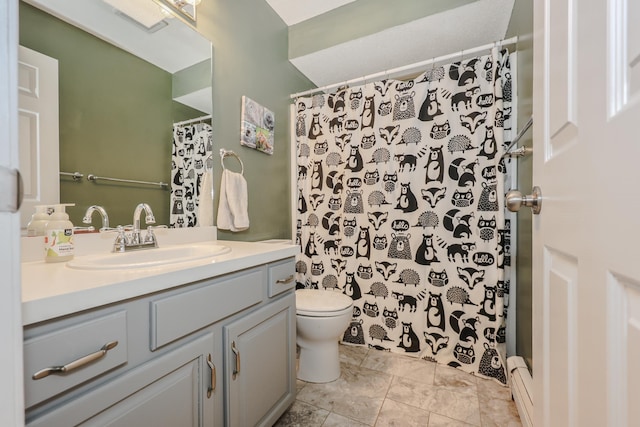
[21,229,298,427]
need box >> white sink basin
[67,243,231,270]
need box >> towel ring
[220,149,244,175]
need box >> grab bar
[501,116,533,159]
[87,174,168,189]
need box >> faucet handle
[103,225,130,252]
[144,225,167,245]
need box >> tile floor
[274,345,522,427]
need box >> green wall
[506,0,534,370]
[197,0,314,241]
[19,2,202,227]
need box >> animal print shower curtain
[170,122,213,228]
[294,48,514,384]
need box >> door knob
[505,186,542,214]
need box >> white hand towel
[216,169,249,232]
[197,170,214,227]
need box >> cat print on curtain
[170,122,213,228]
[295,48,513,384]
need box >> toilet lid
[296,289,353,316]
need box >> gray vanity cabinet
[224,292,296,427]
[23,256,296,427]
[26,333,215,427]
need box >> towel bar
[220,149,244,175]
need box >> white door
[533,0,640,426]
[0,0,25,425]
[18,45,60,230]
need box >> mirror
[19,0,212,229]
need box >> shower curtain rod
[290,36,518,99]
[173,114,212,127]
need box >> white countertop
[21,228,298,326]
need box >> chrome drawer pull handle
[207,354,215,398]
[231,341,240,379]
[32,341,119,380]
[275,275,294,284]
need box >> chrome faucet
[130,203,156,245]
[82,205,110,231]
[105,203,162,252]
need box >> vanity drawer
[150,268,263,350]
[268,258,296,297]
[23,311,128,409]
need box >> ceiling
[265,0,516,89]
[264,0,355,26]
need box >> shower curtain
[294,48,513,384]
[170,121,213,228]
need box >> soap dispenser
[26,205,51,237]
[44,203,75,263]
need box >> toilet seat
[296,289,353,317]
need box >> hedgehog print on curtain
[294,48,514,384]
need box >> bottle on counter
[44,203,75,263]
[26,205,51,237]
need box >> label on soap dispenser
[44,228,74,259]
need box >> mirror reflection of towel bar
[87,174,168,189]
[60,171,84,181]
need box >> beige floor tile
[434,364,477,395]
[428,412,475,427]
[279,345,521,427]
[479,395,522,427]
[374,399,430,427]
[322,412,371,427]
[476,376,511,401]
[386,375,438,410]
[386,376,481,426]
[273,400,329,427]
[340,344,370,367]
[296,362,393,425]
[426,389,481,426]
[361,349,436,384]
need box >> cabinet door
[224,293,296,427]
[27,333,216,427]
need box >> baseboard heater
[507,356,533,427]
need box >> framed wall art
[240,96,274,155]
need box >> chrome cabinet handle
[231,341,240,379]
[276,275,295,284]
[32,341,119,380]
[207,354,215,398]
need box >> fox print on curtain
[294,48,513,384]
[170,122,213,228]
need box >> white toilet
[295,289,354,383]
